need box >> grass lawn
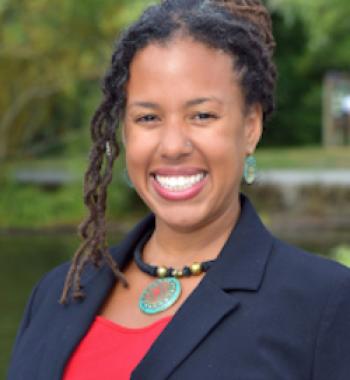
[256,146,350,169]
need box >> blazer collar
[111,193,273,292]
[205,193,273,291]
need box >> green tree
[264,0,350,145]
[2,0,350,152]
[0,0,153,160]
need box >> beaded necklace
[134,231,216,315]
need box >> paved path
[258,170,350,186]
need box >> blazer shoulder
[9,261,72,360]
[39,261,71,291]
[270,237,350,288]
[26,261,72,316]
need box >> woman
[8,0,350,379]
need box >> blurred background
[1,0,350,376]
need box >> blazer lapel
[131,278,240,380]
[132,195,273,379]
[38,264,116,379]
[37,215,155,380]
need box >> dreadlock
[60,0,277,304]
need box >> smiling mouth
[152,172,207,192]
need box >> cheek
[124,129,155,175]
[205,122,246,164]
[205,134,246,190]
[210,140,244,175]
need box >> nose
[158,119,193,160]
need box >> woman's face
[123,37,262,232]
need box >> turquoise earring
[123,168,134,189]
[244,155,257,185]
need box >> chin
[153,203,215,232]
[160,215,205,232]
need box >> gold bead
[171,269,183,278]
[157,266,167,278]
[190,262,202,275]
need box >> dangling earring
[244,155,257,185]
[123,168,134,189]
[105,141,112,157]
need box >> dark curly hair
[60,0,277,304]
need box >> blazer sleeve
[312,272,350,379]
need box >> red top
[63,315,173,380]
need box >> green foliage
[264,0,350,146]
[332,245,350,268]
[0,0,153,159]
[1,0,350,156]
[269,0,350,67]
[262,11,317,146]
[0,155,146,229]
[0,182,83,228]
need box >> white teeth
[155,173,206,191]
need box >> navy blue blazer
[7,196,350,379]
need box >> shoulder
[256,237,350,378]
[21,216,153,318]
[271,237,350,280]
[28,253,119,314]
[266,237,350,302]
[270,242,350,378]
[21,261,72,324]
[35,261,71,297]
[8,260,72,361]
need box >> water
[1,231,348,378]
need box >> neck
[143,196,241,268]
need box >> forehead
[126,37,243,105]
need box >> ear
[244,103,263,154]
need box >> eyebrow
[128,97,223,110]
[128,101,160,110]
[185,97,223,107]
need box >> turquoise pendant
[139,278,181,315]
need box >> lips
[150,168,208,201]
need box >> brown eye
[136,114,159,123]
[193,112,218,121]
